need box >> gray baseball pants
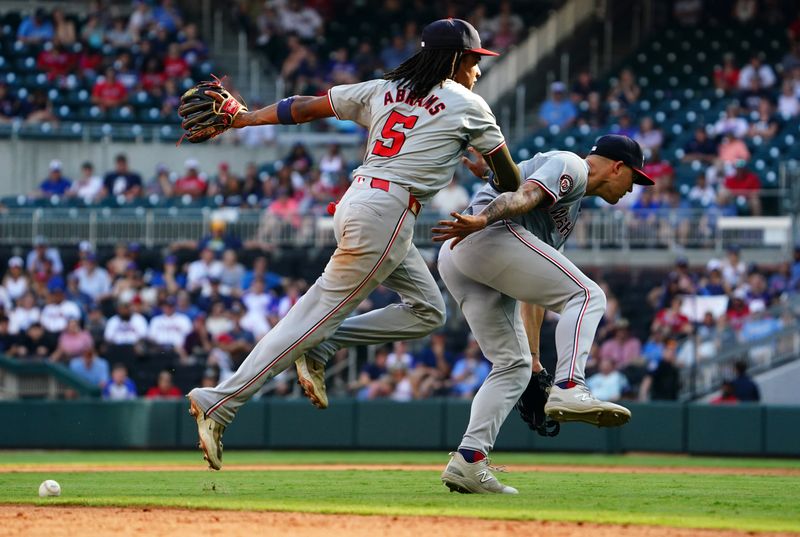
[189,179,445,426]
[438,219,605,454]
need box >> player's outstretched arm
[431,181,546,248]
[233,96,334,128]
[483,145,521,192]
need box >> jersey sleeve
[523,156,585,208]
[327,79,381,128]
[463,93,506,156]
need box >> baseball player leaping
[431,135,654,494]
[185,19,522,471]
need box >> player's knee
[425,296,447,330]
[589,283,606,313]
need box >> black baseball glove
[515,367,560,437]
[177,75,247,144]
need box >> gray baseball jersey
[328,79,506,202]
[469,150,589,249]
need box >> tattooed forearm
[478,182,546,224]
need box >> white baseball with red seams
[38,480,61,497]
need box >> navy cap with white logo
[421,18,499,57]
[589,134,655,185]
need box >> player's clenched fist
[177,75,248,143]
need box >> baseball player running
[432,135,654,494]
[181,19,522,470]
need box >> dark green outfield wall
[3,399,799,456]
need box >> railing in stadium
[0,207,793,253]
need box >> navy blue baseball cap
[590,134,655,185]
[421,18,499,56]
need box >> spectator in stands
[410,332,454,399]
[381,34,414,71]
[69,346,109,388]
[194,220,243,256]
[599,318,642,369]
[731,360,760,401]
[538,82,577,128]
[104,300,148,348]
[103,363,137,400]
[8,291,39,336]
[634,116,663,153]
[740,77,769,112]
[722,161,761,215]
[174,159,207,199]
[3,257,29,302]
[11,322,53,359]
[431,178,470,217]
[51,9,75,46]
[80,14,105,50]
[727,288,751,331]
[717,135,751,165]
[92,68,128,112]
[25,235,64,274]
[714,103,749,138]
[145,369,182,399]
[610,113,637,138]
[682,127,718,164]
[40,283,81,342]
[710,380,738,404]
[607,68,640,107]
[778,80,800,119]
[713,53,740,94]
[163,43,190,80]
[747,99,779,140]
[25,89,58,124]
[113,52,139,90]
[731,0,758,23]
[352,42,380,81]
[280,34,316,93]
[184,312,213,361]
[148,296,192,361]
[449,338,489,398]
[698,262,730,295]
[278,0,322,40]
[318,144,344,187]
[688,173,718,208]
[219,250,245,294]
[102,154,143,201]
[38,160,72,197]
[587,358,629,402]
[388,362,413,402]
[107,17,134,50]
[242,256,282,291]
[37,39,74,84]
[66,162,103,204]
[128,0,153,41]
[738,55,776,91]
[205,301,235,339]
[387,341,414,370]
[73,253,111,303]
[186,247,223,292]
[17,8,54,44]
[353,346,391,399]
[639,339,681,401]
[50,318,93,363]
[652,296,692,338]
[152,0,183,34]
[577,91,607,128]
[571,70,600,102]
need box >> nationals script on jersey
[327,79,506,203]
[470,151,589,249]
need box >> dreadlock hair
[384,48,464,100]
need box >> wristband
[277,96,297,125]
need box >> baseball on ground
[38,480,61,497]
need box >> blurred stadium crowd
[1,1,799,403]
[1,229,796,403]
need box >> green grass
[1,452,799,533]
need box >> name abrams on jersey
[383,88,447,116]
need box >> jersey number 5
[371,111,419,158]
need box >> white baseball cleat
[188,395,225,470]
[545,384,631,427]
[441,452,518,494]
[296,354,328,409]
